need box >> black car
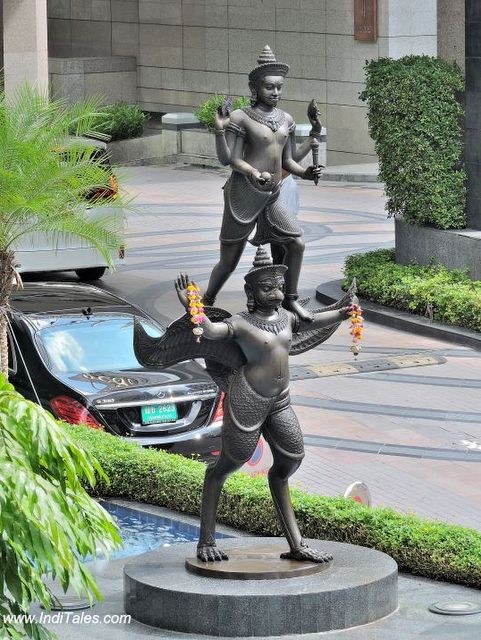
[7,282,223,459]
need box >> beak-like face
[254,276,285,310]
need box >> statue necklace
[240,308,289,335]
[242,107,286,132]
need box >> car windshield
[36,314,163,374]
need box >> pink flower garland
[348,303,364,356]
[187,283,206,342]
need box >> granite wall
[47,0,438,165]
[465,0,481,229]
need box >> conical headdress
[248,45,289,85]
[244,246,287,286]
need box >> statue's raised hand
[214,96,233,131]
[214,107,230,132]
[175,273,202,309]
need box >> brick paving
[101,165,481,532]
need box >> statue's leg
[281,236,313,322]
[270,242,287,265]
[197,453,243,561]
[198,411,261,561]
[264,406,332,563]
[204,240,247,305]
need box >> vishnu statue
[203,45,323,322]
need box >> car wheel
[75,267,107,281]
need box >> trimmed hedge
[360,56,466,230]
[68,423,481,588]
[344,249,481,333]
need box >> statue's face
[256,75,285,107]
[253,275,285,310]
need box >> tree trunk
[0,250,16,380]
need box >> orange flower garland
[187,283,206,342]
[348,303,363,356]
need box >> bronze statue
[204,45,323,322]
[134,248,356,564]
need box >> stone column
[466,1,481,229]
[438,0,465,71]
[3,0,49,97]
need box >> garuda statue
[134,247,356,564]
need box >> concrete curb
[316,279,481,352]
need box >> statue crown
[244,247,287,286]
[248,45,289,85]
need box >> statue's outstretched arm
[289,281,358,355]
[298,307,349,332]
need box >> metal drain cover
[429,601,481,616]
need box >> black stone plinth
[185,544,330,580]
[124,537,398,637]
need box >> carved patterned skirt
[220,171,303,245]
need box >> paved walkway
[97,165,481,531]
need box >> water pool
[99,501,232,559]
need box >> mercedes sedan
[7,282,223,460]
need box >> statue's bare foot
[283,297,313,322]
[281,542,332,563]
[197,543,229,562]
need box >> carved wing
[290,280,357,356]
[133,307,246,371]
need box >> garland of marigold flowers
[187,283,206,342]
[348,303,363,356]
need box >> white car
[14,139,124,281]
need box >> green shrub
[67,422,481,587]
[194,95,250,131]
[344,249,481,332]
[0,376,121,640]
[96,102,149,141]
[360,56,466,230]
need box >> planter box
[107,130,178,166]
[395,217,481,280]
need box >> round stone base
[185,544,331,580]
[124,537,398,637]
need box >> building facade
[2,1,465,166]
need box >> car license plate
[141,403,178,425]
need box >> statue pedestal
[124,537,398,637]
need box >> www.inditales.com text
[2,612,131,625]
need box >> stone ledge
[395,217,481,280]
[49,56,137,74]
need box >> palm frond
[0,85,130,256]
